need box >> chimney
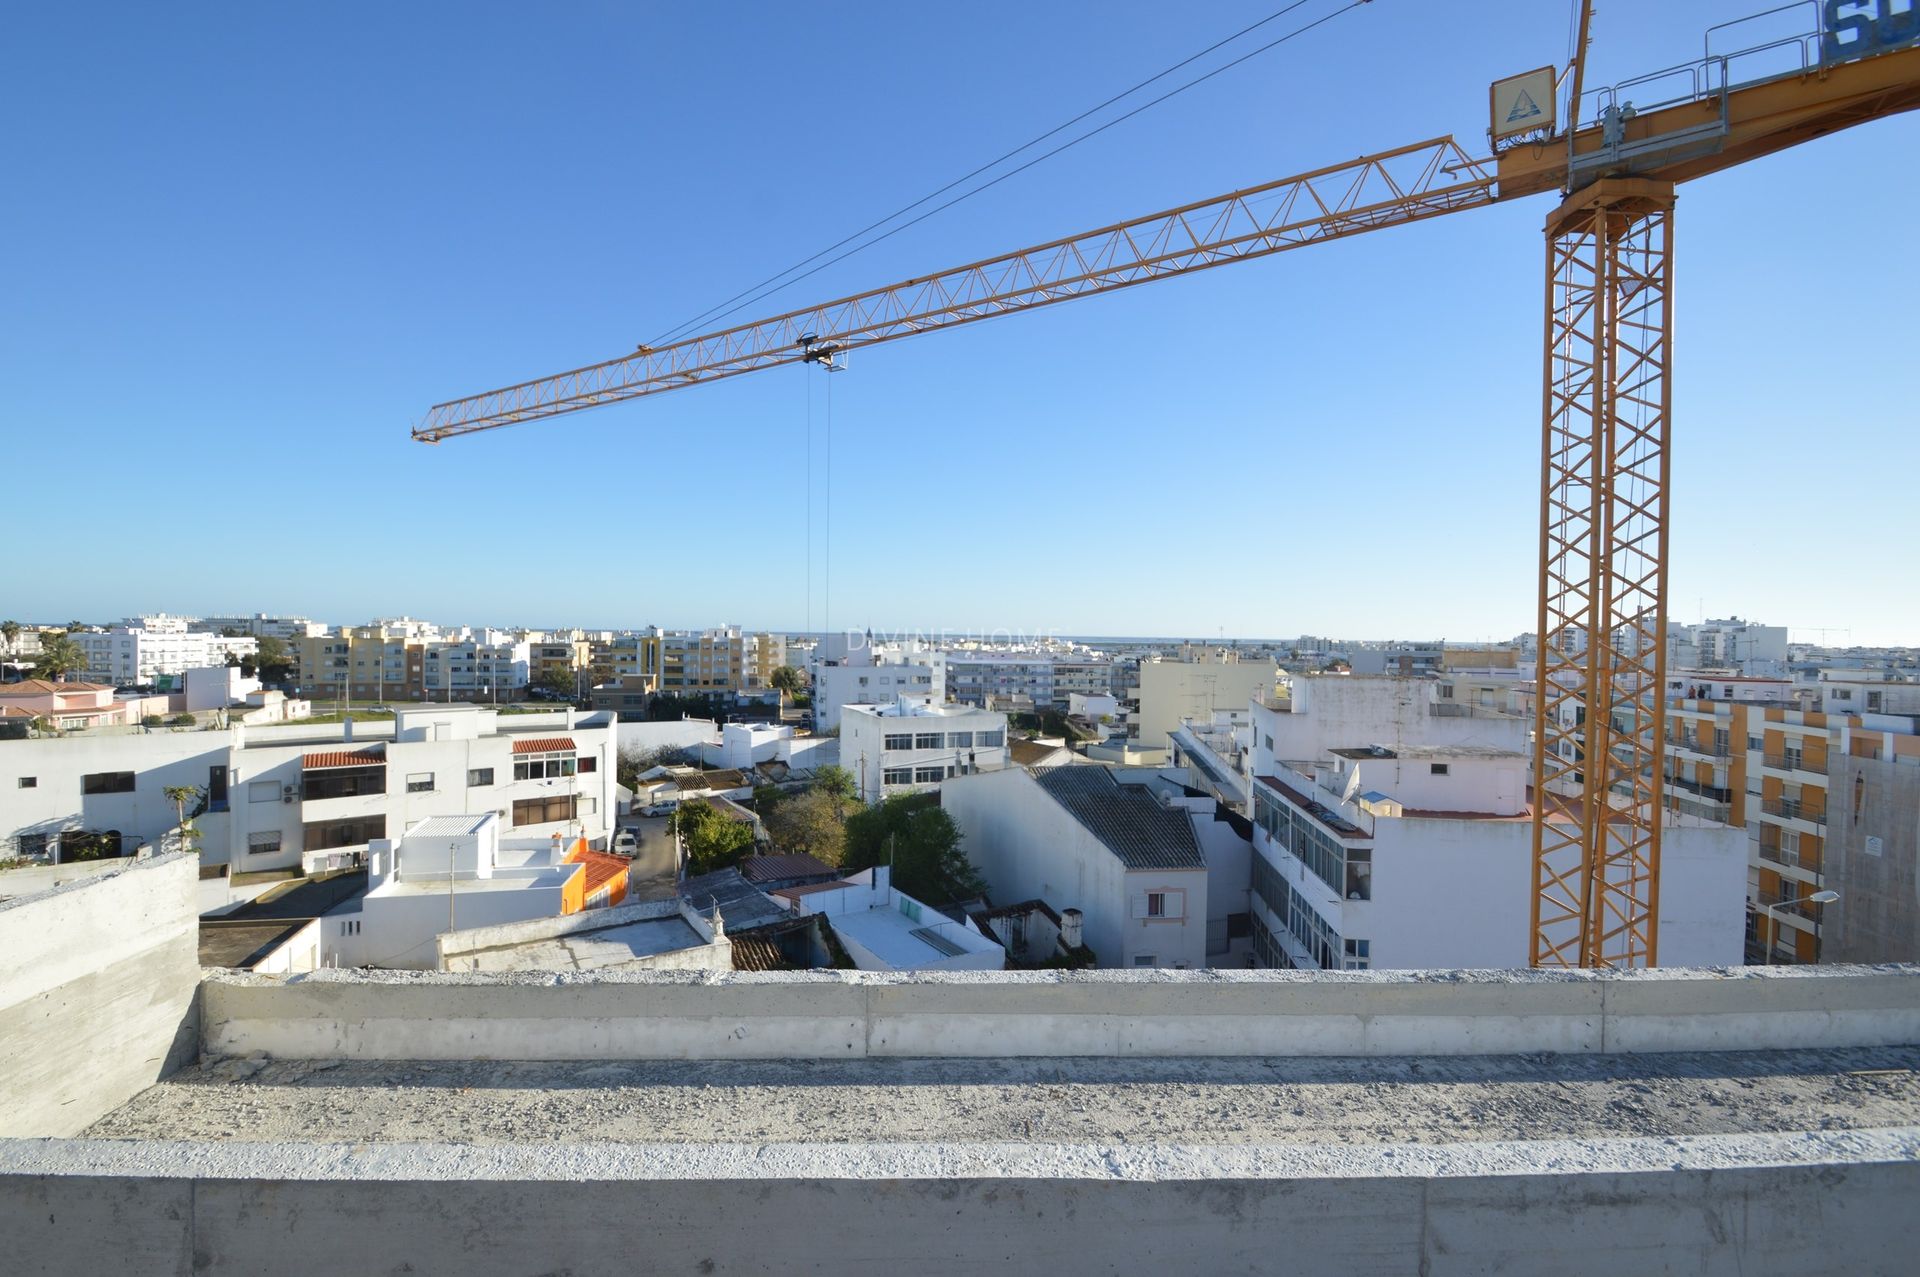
[566,706,577,730]
[1060,908,1084,951]
[343,716,353,742]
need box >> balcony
[1429,702,1521,719]
[1668,737,1732,759]
[1663,773,1732,803]
[1761,753,1825,777]
[1759,798,1825,827]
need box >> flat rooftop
[465,916,707,972]
[83,1046,1920,1147]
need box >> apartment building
[841,695,1010,802]
[1660,671,1920,962]
[0,706,617,875]
[1245,673,1745,970]
[74,616,257,687]
[659,628,778,695]
[193,615,330,640]
[944,653,1113,711]
[813,643,946,732]
[589,633,661,687]
[1130,657,1278,750]
[418,638,531,701]
[289,626,416,702]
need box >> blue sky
[4,2,1915,644]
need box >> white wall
[942,769,1207,970]
[1135,662,1276,752]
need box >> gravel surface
[84,1047,1920,1147]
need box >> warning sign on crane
[1489,65,1557,145]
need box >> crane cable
[645,0,1368,349]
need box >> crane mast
[416,9,1920,969]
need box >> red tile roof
[301,748,387,769]
[574,850,630,897]
[730,934,792,971]
[0,679,116,695]
[512,736,577,755]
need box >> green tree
[762,789,851,866]
[0,619,20,649]
[843,794,983,903]
[30,631,86,682]
[254,635,292,684]
[672,800,754,875]
[812,764,857,802]
[770,665,806,695]
[535,665,578,700]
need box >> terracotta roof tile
[768,880,852,900]
[512,736,577,755]
[574,850,629,897]
[729,934,791,971]
[302,747,387,769]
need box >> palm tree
[1,619,20,650]
[30,632,86,682]
[162,785,203,854]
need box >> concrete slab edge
[5,1127,1917,1183]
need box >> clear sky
[5,2,1915,644]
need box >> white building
[943,653,1113,710]
[0,706,618,875]
[769,865,1003,971]
[840,695,1010,802]
[74,616,257,687]
[194,615,331,640]
[812,644,946,733]
[327,814,584,970]
[941,765,1216,970]
[1244,674,1745,970]
[420,637,531,700]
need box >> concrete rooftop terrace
[7,854,1920,1274]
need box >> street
[619,814,679,901]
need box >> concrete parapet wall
[200,963,1920,1062]
[0,854,200,1137]
[2,1129,1915,1275]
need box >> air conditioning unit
[283,785,297,803]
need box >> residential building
[589,674,659,720]
[1245,674,1745,970]
[325,814,589,970]
[1822,740,1920,962]
[768,865,1004,971]
[1680,617,1790,670]
[813,644,945,732]
[1130,657,1278,751]
[435,892,731,974]
[1349,643,1446,677]
[588,632,661,687]
[944,653,1113,711]
[0,705,618,874]
[419,637,531,702]
[659,627,779,695]
[840,695,1010,802]
[1660,676,1920,962]
[0,680,138,731]
[289,624,415,703]
[193,615,331,640]
[941,765,1214,970]
[73,616,256,687]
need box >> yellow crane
[414,5,1920,968]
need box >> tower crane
[414,5,1920,968]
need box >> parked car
[641,800,680,818]
[612,829,638,858]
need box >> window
[1343,938,1371,970]
[206,765,229,812]
[514,756,576,780]
[406,773,434,793]
[913,766,944,784]
[468,768,494,787]
[948,731,974,748]
[977,730,1005,747]
[511,795,578,827]
[1133,955,1157,967]
[1264,735,1273,751]
[248,780,279,803]
[1429,763,1450,776]
[247,831,283,856]
[883,734,914,751]
[915,732,943,750]
[338,919,360,937]
[577,756,596,774]
[82,771,135,795]
[883,767,913,786]
[17,777,35,789]
[303,815,386,851]
[302,764,385,800]
[1147,892,1167,918]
